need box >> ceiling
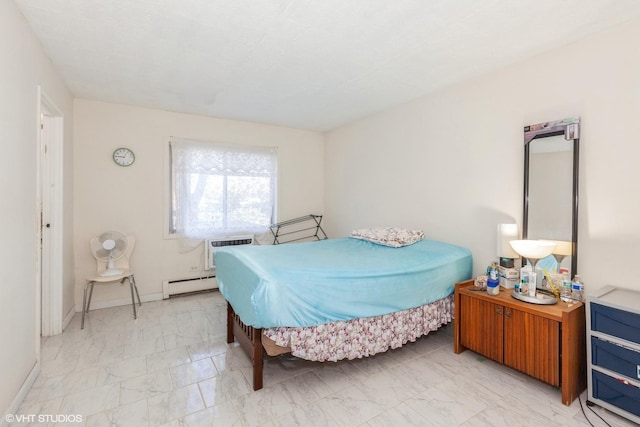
[15,0,640,132]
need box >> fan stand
[100,252,124,277]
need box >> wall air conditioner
[204,235,254,271]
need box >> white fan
[90,231,128,277]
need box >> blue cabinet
[587,286,640,424]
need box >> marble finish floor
[14,290,637,426]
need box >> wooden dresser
[454,279,586,405]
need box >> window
[169,138,277,238]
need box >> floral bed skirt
[263,295,453,362]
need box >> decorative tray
[511,290,558,305]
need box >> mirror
[523,118,579,278]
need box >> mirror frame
[523,117,580,277]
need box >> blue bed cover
[215,237,472,328]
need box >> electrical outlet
[189,265,199,272]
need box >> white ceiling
[15,0,640,131]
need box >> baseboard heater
[162,276,217,299]
[164,235,254,299]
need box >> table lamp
[497,224,519,268]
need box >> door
[459,294,504,362]
[38,88,64,337]
[504,308,560,386]
[40,113,53,334]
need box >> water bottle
[560,272,572,302]
[487,264,500,295]
[571,275,584,302]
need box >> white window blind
[169,138,277,238]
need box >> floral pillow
[350,227,425,248]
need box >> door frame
[37,86,64,337]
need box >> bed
[215,233,472,390]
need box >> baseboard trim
[62,306,75,330]
[2,361,40,427]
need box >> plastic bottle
[487,264,500,295]
[520,265,532,295]
[560,272,572,302]
[571,275,584,302]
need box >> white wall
[325,18,640,294]
[73,100,324,306]
[0,0,74,418]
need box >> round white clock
[112,147,135,167]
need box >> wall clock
[112,147,135,167]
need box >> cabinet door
[460,294,503,362]
[504,307,560,386]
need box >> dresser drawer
[592,370,640,418]
[590,302,640,343]
[591,336,640,381]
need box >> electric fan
[89,231,128,277]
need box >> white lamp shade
[509,240,557,260]
[497,224,519,258]
[548,240,572,256]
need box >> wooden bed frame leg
[252,328,264,390]
[226,302,235,344]
[226,302,264,390]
